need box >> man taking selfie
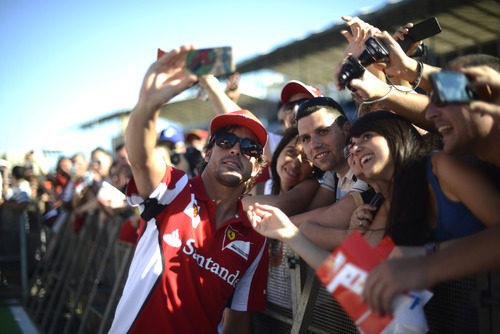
[109,45,268,334]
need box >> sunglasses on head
[281,98,310,113]
[295,97,345,120]
[212,132,262,158]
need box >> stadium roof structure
[80,0,499,132]
[78,93,277,133]
[236,0,500,89]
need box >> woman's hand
[349,203,378,234]
[247,203,299,242]
[393,23,422,56]
[340,16,381,59]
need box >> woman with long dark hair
[267,127,321,195]
[247,110,500,266]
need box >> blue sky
[0,0,388,163]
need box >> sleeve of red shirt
[118,219,139,245]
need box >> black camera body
[338,55,365,89]
[359,37,389,66]
[338,37,389,89]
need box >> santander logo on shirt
[163,229,241,287]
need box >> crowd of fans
[1,13,500,333]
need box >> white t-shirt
[320,169,368,200]
[5,180,31,203]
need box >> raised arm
[372,31,441,93]
[346,61,434,130]
[198,74,241,115]
[339,16,381,60]
[126,45,197,199]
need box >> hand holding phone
[397,17,442,54]
[430,71,477,106]
[157,46,234,77]
[369,192,385,215]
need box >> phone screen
[157,47,234,77]
[185,47,234,76]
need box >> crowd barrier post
[0,209,29,303]
[290,267,321,334]
[88,235,135,334]
[39,210,97,332]
[48,211,108,334]
[18,211,29,304]
[28,209,74,319]
[62,214,123,334]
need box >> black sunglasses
[212,132,262,158]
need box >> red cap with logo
[210,110,267,148]
[280,80,323,104]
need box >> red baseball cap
[280,80,322,104]
[210,110,267,148]
[185,129,208,142]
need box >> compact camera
[338,37,389,89]
[429,71,477,106]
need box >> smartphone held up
[158,46,234,77]
[430,71,477,106]
[398,17,442,55]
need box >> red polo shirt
[109,166,268,333]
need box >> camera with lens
[338,37,389,89]
[338,56,365,89]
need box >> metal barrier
[252,241,498,334]
[24,210,135,333]
[19,209,500,333]
[0,209,29,303]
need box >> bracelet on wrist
[360,85,394,105]
[411,59,424,90]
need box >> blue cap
[159,124,184,145]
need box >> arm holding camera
[340,16,387,82]
[126,45,198,199]
[340,16,381,59]
[371,31,441,93]
[337,57,434,129]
